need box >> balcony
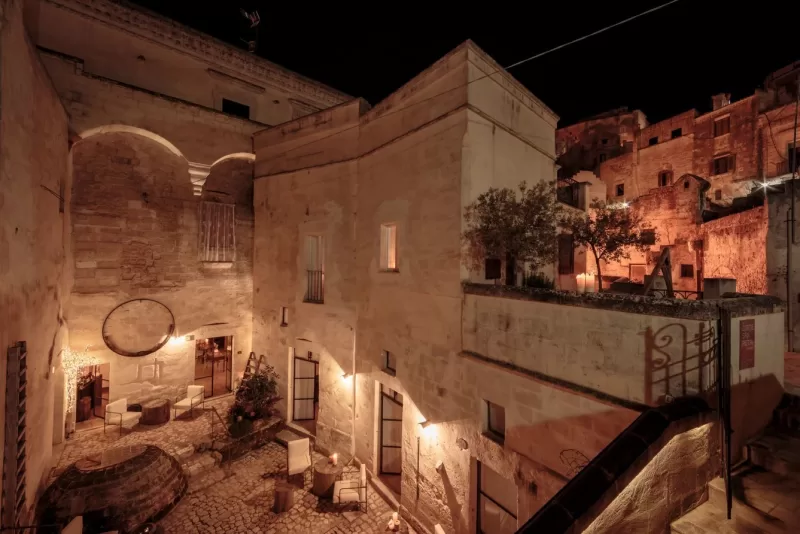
[557,182,581,209]
[304,270,324,303]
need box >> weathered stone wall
[28,0,346,125]
[0,0,70,508]
[759,101,800,180]
[68,132,254,405]
[702,206,768,294]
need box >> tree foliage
[228,365,282,430]
[463,181,561,280]
[561,200,654,290]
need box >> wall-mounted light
[168,335,185,346]
[419,420,432,429]
[341,372,353,384]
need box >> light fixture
[342,372,352,379]
[419,420,432,429]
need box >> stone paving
[160,443,413,534]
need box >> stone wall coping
[517,397,713,533]
[462,282,784,320]
[45,0,349,108]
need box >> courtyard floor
[52,395,413,534]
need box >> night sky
[129,0,799,126]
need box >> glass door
[293,357,318,421]
[379,385,403,475]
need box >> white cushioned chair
[287,438,312,486]
[104,398,141,435]
[333,463,367,512]
[174,385,204,419]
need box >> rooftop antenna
[239,8,260,53]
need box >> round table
[311,458,343,499]
[140,399,170,425]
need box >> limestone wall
[0,0,71,509]
[68,132,254,405]
[702,206,768,294]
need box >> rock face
[37,445,187,533]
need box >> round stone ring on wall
[102,299,176,357]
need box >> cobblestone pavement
[54,395,235,474]
[160,443,414,534]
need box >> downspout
[788,76,799,351]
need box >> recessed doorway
[75,363,110,432]
[194,336,233,398]
[292,352,319,436]
[379,384,403,499]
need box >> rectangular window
[304,235,324,303]
[198,201,236,262]
[788,142,800,173]
[658,170,673,187]
[641,229,656,245]
[485,258,502,280]
[713,116,730,137]
[680,264,694,278]
[222,98,250,119]
[484,400,506,442]
[715,189,723,200]
[616,183,625,197]
[671,128,682,139]
[477,462,517,534]
[380,223,398,271]
[712,154,735,175]
[382,350,396,376]
[280,307,288,326]
[648,136,658,146]
[557,234,574,275]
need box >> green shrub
[524,272,555,289]
[227,364,282,430]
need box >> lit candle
[585,273,596,293]
[332,453,338,466]
[392,512,398,523]
[576,273,586,294]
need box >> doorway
[292,353,319,436]
[194,336,233,398]
[379,384,403,498]
[75,363,110,432]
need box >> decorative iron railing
[305,270,324,303]
[650,289,703,300]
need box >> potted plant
[227,364,281,437]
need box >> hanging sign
[739,319,756,370]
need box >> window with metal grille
[712,154,735,175]
[380,223,398,271]
[199,201,236,262]
[658,170,673,187]
[477,461,517,534]
[713,116,730,137]
[558,234,574,274]
[382,350,396,376]
[680,264,694,278]
[304,235,324,303]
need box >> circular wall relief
[102,299,175,357]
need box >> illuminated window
[199,201,235,262]
[380,223,398,271]
[477,462,517,534]
[713,116,730,137]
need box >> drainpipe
[788,76,799,351]
[351,329,357,457]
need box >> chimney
[711,93,731,111]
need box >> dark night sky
[129,0,799,126]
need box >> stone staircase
[671,395,800,533]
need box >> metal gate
[293,357,318,421]
[379,385,403,475]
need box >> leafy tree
[561,200,653,291]
[228,365,282,430]
[463,181,560,285]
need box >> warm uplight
[168,335,184,346]
[341,372,353,384]
[419,420,437,438]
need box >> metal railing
[305,270,324,303]
[650,289,703,300]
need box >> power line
[255,0,682,171]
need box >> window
[598,153,607,163]
[484,400,506,442]
[222,98,250,119]
[671,128,682,139]
[712,154,735,175]
[280,307,288,326]
[304,235,324,303]
[380,223,398,271]
[382,350,396,376]
[485,258,501,280]
[684,180,690,189]
[680,264,694,278]
[658,170,673,187]
[557,234,574,275]
[199,201,236,262]
[477,462,517,534]
[616,183,625,197]
[648,136,658,146]
[788,142,800,173]
[713,116,730,137]
[641,229,656,245]
[715,189,723,200]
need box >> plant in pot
[227,364,281,438]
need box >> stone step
[748,432,800,476]
[671,501,756,533]
[275,428,306,447]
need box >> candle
[576,273,586,294]
[585,273,596,293]
[392,512,398,522]
[332,453,338,466]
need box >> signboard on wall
[739,319,756,370]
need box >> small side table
[273,482,295,513]
[312,458,343,499]
[140,399,170,425]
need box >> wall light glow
[168,335,185,346]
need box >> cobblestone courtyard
[53,396,412,533]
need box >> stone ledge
[463,282,783,321]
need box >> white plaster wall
[730,312,785,386]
